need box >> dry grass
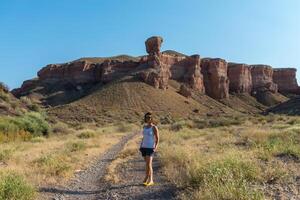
[159,115,300,200]
[0,124,130,190]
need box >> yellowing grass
[159,115,300,199]
[0,125,130,188]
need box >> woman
[139,112,159,186]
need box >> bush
[0,112,50,142]
[34,154,70,176]
[52,122,71,135]
[20,97,32,107]
[65,141,86,152]
[188,158,263,200]
[0,91,9,102]
[77,131,95,139]
[0,149,13,162]
[11,112,50,136]
[28,104,40,112]
[0,172,36,200]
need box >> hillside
[48,77,242,125]
[0,82,31,116]
[267,96,300,115]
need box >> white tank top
[141,126,155,148]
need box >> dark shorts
[139,147,154,157]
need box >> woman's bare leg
[146,156,153,183]
[143,156,149,183]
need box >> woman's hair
[144,112,152,123]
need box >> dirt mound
[267,96,300,115]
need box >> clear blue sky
[0,0,299,89]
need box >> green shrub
[189,158,263,200]
[11,112,50,136]
[0,112,50,142]
[208,117,242,128]
[77,131,95,139]
[0,91,9,102]
[30,137,45,143]
[0,149,13,162]
[27,104,40,112]
[20,97,32,107]
[34,154,70,176]
[0,172,36,200]
[52,122,71,135]
[65,141,86,152]
[169,121,192,131]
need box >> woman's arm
[153,126,159,151]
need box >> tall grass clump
[0,171,36,200]
[34,154,71,176]
[52,122,71,135]
[77,130,96,139]
[65,141,86,152]
[188,157,264,200]
[0,149,14,162]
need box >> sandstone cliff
[273,68,299,94]
[12,36,298,107]
[228,63,252,93]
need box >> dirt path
[39,132,177,200]
[97,153,178,200]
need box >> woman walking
[139,112,159,186]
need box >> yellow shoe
[143,182,148,186]
[146,182,154,186]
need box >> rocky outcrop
[250,65,277,93]
[273,68,299,94]
[228,63,252,93]
[140,37,171,90]
[141,37,205,91]
[201,58,229,99]
[38,60,139,85]
[145,36,163,55]
[139,53,171,90]
[183,55,205,92]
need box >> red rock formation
[273,68,299,94]
[227,63,252,93]
[37,60,139,85]
[142,38,205,92]
[38,61,98,84]
[201,58,229,99]
[145,36,163,55]
[250,65,277,93]
[141,37,172,90]
[183,55,205,92]
[139,54,171,90]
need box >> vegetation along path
[39,131,177,200]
